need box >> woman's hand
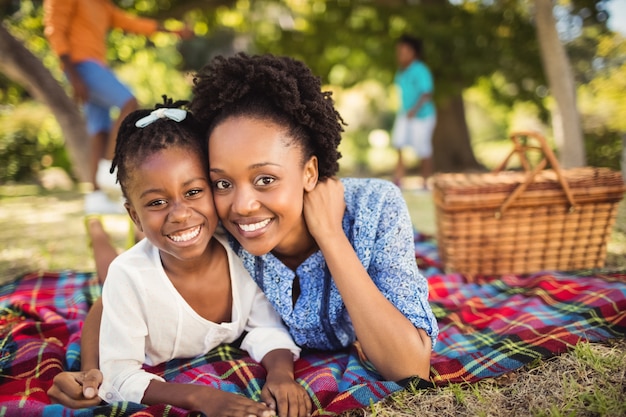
[47,369,103,408]
[259,349,311,417]
[261,372,312,417]
[303,177,345,242]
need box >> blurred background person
[43,0,192,214]
[391,34,436,190]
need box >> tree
[0,22,90,182]
[1,0,613,178]
[534,0,586,167]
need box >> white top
[98,228,300,404]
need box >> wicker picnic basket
[433,131,626,278]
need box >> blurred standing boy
[43,0,192,214]
[391,34,436,190]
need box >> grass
[1,175,625,417]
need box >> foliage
[0,103,69,183]
[0,1,191,183]
[0,0,624,182]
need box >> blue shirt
[395,60,436,119]
[230,178,439,351]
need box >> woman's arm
[304,179,433,381]
[259,349,312,417]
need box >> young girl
[96,103,311,417]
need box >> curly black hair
[189,53,345,180]
[110,96,207,198]
[397,34,424,60]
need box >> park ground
[0,171,625,416]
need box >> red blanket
[1,259,625,415]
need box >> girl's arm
[47,298,104,407]
[142,380,274,417]
[303,179,433,381]
[81,297,103,371]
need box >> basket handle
[492,131,578,218]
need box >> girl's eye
[254,176,275,186]
[214,180,231,190]
[186,188,203,197]
[148,199,167,207]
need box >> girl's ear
[303,156,319,192]
[125,202,143,232]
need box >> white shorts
[391,114,436,158]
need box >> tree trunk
[0,22,90,182]
[534,0,586,168]
[432,94,484,173]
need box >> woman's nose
[231,186,261,215]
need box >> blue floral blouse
[230,177,439,351]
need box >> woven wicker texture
[433,132,626,278]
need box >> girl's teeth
[238,219,270,232]
[169,226,201,242]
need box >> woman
[48,53,438,410]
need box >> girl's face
[124,147,217,268]
[208,116,318,258]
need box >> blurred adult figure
[43,0,192,213]
[391,34,437,190]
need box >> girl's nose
[169,200,192,222]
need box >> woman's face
[208,116,318,258]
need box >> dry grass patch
[340,339,626,417]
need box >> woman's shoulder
[341,177,407,230]
[341,177,402,203]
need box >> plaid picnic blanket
[1,235,626,416]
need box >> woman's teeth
[238,219,270,232]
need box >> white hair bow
[135,108,187,128]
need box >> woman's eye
[214,180,231,190]
[254,176,275,186]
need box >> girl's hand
[143,380,275,417]
[303,177,345,242]
[198,389,276,417]
[47,369,103,408]
[261,372,312,417]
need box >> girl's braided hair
[189,53,345,180]
[111,96,207,198]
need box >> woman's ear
[125,202,143,232]
[303,156,319,192]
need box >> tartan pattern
[1,236,626,416]
[0,271,403,417]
